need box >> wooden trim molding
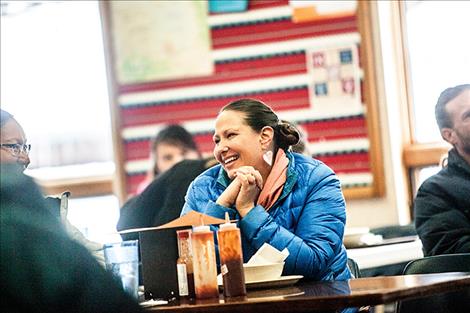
[403,142,451,168]
[343,186,376,200]
[99,1,127,203]
[356,1,386,197]
[35,176,114,198]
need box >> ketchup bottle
[191,223,219,299]
[217,213,246,297]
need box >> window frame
[397,1,451,214]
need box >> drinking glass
[104,240,139,299]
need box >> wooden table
[145,272,470,313]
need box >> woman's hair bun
[277,121,300,149]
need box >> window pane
[417,166,440,187]
[405,1,470,143]
[67,195,121,244]
[1,1,112,168]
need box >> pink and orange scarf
[257,149,289,211]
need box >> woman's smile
[213,110,272,180]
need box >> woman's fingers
[235,167,263,189]
[216,177,242,207]
[234,172,261,216]
[237,172,249,186]
[252,170,263,189]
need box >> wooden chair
[396,253,470,313]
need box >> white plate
[218,275,303,290]
[246,275,304,289]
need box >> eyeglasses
[0,143,31,156]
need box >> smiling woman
[181,98,351,282]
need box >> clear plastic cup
[104,240,139,299]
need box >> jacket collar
[216,165,231,189]
[278,151,298,202]
[448,148,470,176]
[216,151,298,199]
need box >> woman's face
[0,118,30,169]
[154,142,199,174]
[213,110,268,179]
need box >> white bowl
[243,262,284,282]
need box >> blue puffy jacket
[181,152,351,281]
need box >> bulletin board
[100,0,384,202]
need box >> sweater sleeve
[239,164,347,280]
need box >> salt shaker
[191,224,219,299]
[217,213,246,297]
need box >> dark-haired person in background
[181,98,351,281]
[414,84,470,256]
[135,124,201,194]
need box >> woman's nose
[213,145,228,159]
[216,145,228,153]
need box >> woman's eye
[227,133,235,139]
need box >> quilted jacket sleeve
[239,163,347,280]
[181,176,238,219]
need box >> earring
[263,150,273,166]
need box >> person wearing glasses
[0,108,106,264]
[0,109,31,170]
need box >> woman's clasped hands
[216,166,263,217]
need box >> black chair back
[403,253,470,274]
[397,253,470,313]
[347,257,361,279]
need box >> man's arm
[414,182,470,256]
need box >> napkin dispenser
[119,211,226,300]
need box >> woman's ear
[259,126,274,149]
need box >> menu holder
[119,211,226,300]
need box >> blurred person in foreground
[414,84,470,256]
[0,164,142,313]
[135,124,201,194]
[0,109,104,263]
[181,98,351,281]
